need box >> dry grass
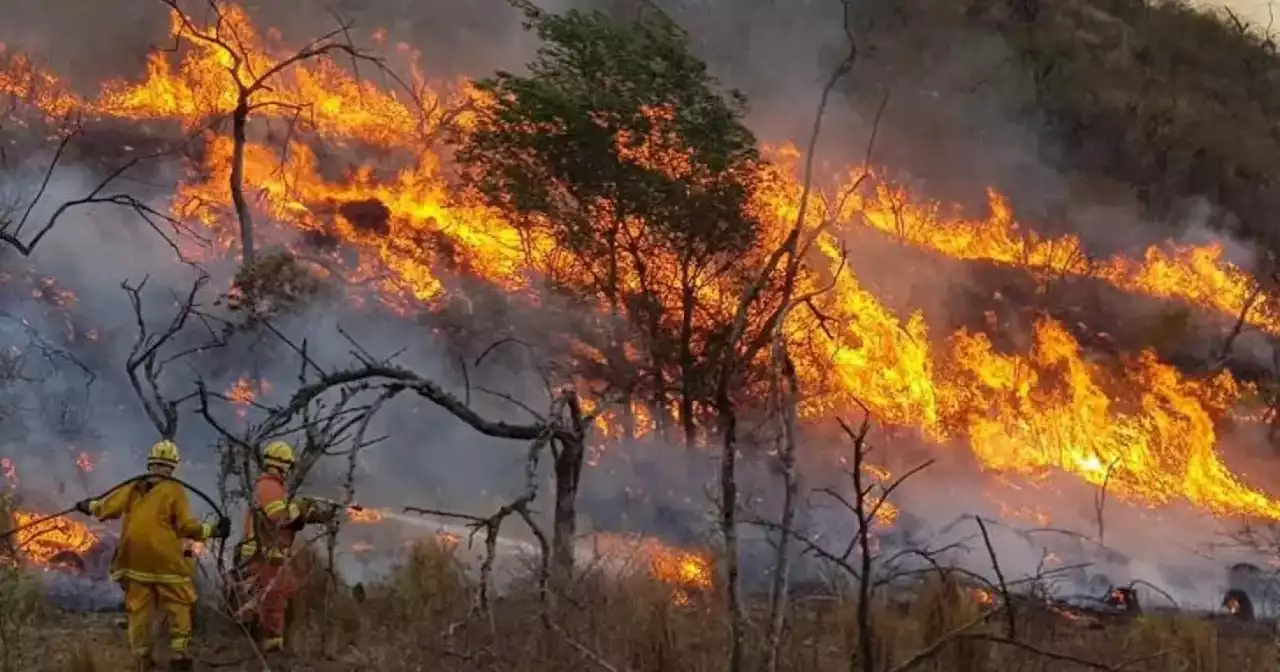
[6,538,1277,671]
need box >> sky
[1202,0,1277,27]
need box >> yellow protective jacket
[90,477,213,584]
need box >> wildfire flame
[226,378,256,405]
[346,507,383,523]
[4,3,1280,524]
[10,510,98,565]
[588,533,714,603]
[849,183,1280,335]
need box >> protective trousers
[243,559,295,650]
[123,580,197,662]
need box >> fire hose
[0,472,228,544]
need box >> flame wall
[0,0,1276,608]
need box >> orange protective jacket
[238,472,302,563]
[90,477,213,584]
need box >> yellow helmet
[263,440,295,471]
[147,440,180,468]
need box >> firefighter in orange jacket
[235,440,336,653]
[75,440,231,671]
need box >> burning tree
[455,6,766,448]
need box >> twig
[960,634,1169,671]
[975,516,1016,640]
[544,616,627,672]
[1095,458,1121,545]
[885,607,1003,672]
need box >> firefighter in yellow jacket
[76,440,230,671]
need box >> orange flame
[347,507,384,523]
[11,510,98,564]
[75,452,95,473]
[849,182,1280,335]
[4,3,1280,525]
[590,533,713,603]
[226,378,256,405]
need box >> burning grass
[8,511,97,566]
[3,537,1276,671]
[3,1,1280,529]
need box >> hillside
[821,0,1280,262]
[7,1,1280,671]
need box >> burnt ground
[11,550,1280,672]
[14,593,1280,672]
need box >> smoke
[1,0,1277,614]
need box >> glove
[300,497,337,524]
[212,517,232,539]
[314,502,339,524]
[74,499,94,516]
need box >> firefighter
[75,439,231,671]
[236,439,336,653]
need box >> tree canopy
[454,8,768,444]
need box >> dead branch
[544,616,627,672]
[959,634,1170,671]
[884,607,1003,672]
[407,430,553,615]
[1094,457,1121,545]
[158,0,430,266]
[844,412,876,672]
[974,516,1016,639]
[2,125,209,259]
[1214,284,1263,368]
[123,271,224,438]
[712,2,862,665]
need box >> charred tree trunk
[619,388,636,441]
[552,437,584,581]
[715,375,744,672]
[230,98,255,267]
[679,275,698,449]
[551,392,587,583]
[651,365,669,441]
[765,350,800,672]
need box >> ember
[226,378,256,405]
[1105,587,1140,614]
[1222,588,1254,620]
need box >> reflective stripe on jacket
[238,472,300,562]
[90,477,213,584]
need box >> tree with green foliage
[454,6,764,447]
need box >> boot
[260,640,288,671]
[133,655,154,672]
[170,657,194,671]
